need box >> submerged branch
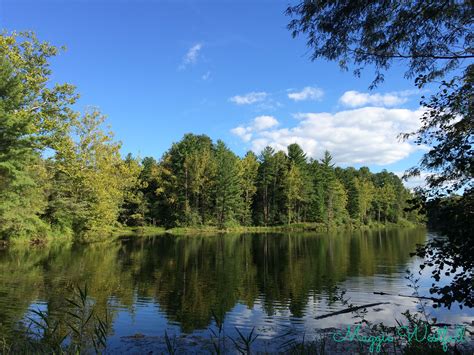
[315,302,389,320]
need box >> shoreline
[114,220,423,238]
[1,220,424,249]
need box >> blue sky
[1,0,428,181]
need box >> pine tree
[0,56,49,239]
[286,163,304,224]
[156,134,216,226]
[0,32,77,240]
[214,141,243,227]
[140,157,162,225]
[319,151,337,226]
[256,146,275,225]
[239,151,258,226]
[287,143,313,221]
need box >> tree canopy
[0,32,137,241]
[286,0,473,87]
[125,135,419,230]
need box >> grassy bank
[115,219,422,237]
[2,219,422,248]
[112,226,167,238]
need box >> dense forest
[120,136,419,230]
[0,32,420,243]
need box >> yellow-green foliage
[51,110,138,241]
[0,32,138,242]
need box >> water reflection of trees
[0,229,426,334]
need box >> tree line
[0,32,419,242]
[120,134,420,229]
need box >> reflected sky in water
[0,228,471,351]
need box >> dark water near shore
[0,228,472,352]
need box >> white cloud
[179,43,202,69]
[232,107,425,166]
[395,171,430,190]
[288,86,324,101]
[253,115,279,130]
[231,115,279,142]
[339,90,411,107]
[229,92,268,105]
[230,126,252,142]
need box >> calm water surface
[0,228,472,352]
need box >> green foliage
[144,140,414,229]
[414,189,474,308]
[0,32,137,242]
[0,34,73,240]
[214,140,243,228]
[4,285,110,353]
[353,177,375,223]
[286,163,305,224]
[0,31,420,244]
[239,151,258,226]
[48,110,136,241]
[255,146,276,225]
[286,1,472,87]
[119,153,148,227]
[404,65,473,195]
[285,1,473,308]
[153,134,216,227]
[0,56,46,239]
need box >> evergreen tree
[288,143,313,221]
[287,143,307,167]
[140,157,161,225]
[239,151,258,226]
[0,56,49,239]
[308,159,325,222]
[119,154,147,227]
[319,151,337,226]
[271,151,289,225]
[214,141,243,227]
[256,146,275,225]
[156,134,216,226]
[286,163,304,224]
[0,32,77,240]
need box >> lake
[0,228,472,352]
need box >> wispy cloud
[232,107,425,166]
[202,71,211,80]
[288,86,324,102]
[339,90,416,108]
[229,91,268,105]
[179,43,203,70]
